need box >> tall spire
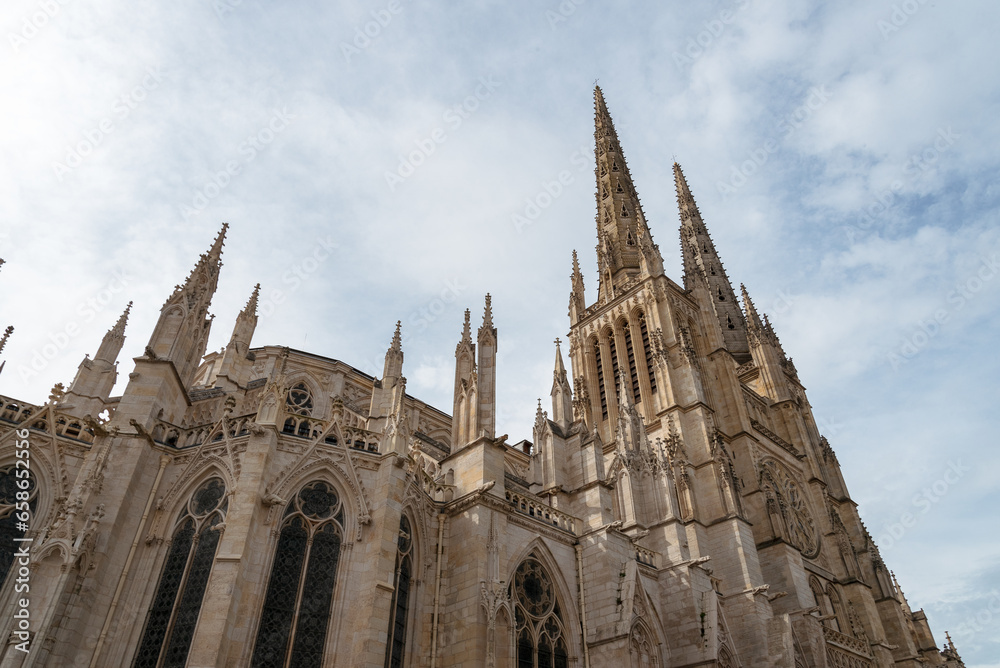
[593,87,662,303]
[675,164,750,363]
[95,301,132,364]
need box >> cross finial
[554,337,561,347]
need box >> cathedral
[0,89,966,667]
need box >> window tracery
[251,481,344,668]
[286,383,314,416]
[511,557,568,668]
[630,622,657,668]
[134,477,228,668]
[759,459,819,558]
[0,466,37,587]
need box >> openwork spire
[675,164,750,363]
[593,87,661,301]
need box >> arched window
[621,320,640,405]
[638,314,657,394]
[384,514,413,668]
[630,622,657,668]
[0,466,37,587]
[134,477,228,668]
[593,338,608,421]
[511,556,568,668]
[607,331,620,405]
[252,481,344,668]
[286,383,314,416]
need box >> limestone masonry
[0,89,965,667]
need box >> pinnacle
[208,222,229,264]
[0,325,12,355]
[480,293,495,332]
[390,320,403,352]
[244,283,261,315]
[553,337,567,378]
[109,301,133,337]
[460,308,472,344]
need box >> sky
[1,0,998,663]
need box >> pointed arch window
[593,338,608,421]
[621,320,641,405]
[511,557,568,668]
[607,331,621,405]
[630,622,658,668]
[384,514,413,668]
[638,315,657,395]
[134,477,228,668]
[0,466,37,588]
[621,203,630,218]
[251,481,344,668]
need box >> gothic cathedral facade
[0,89,965,667]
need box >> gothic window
[134,477,228,668]
[511,557,569,668]
[621,203,630,218]
[0,466,37,588]
[616,180,624,193]
[607,332,621,405]
[626,230,636,246]
[384,515,413,668]
[286,383,314,416]
[630,622,657,668]
[759,459,820,558]
[621,320,641,405]
[251,481,344,668]
[593,339,608,421]
[717,287,725,301]
[638,315,657,394]
[612,161,620,172]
